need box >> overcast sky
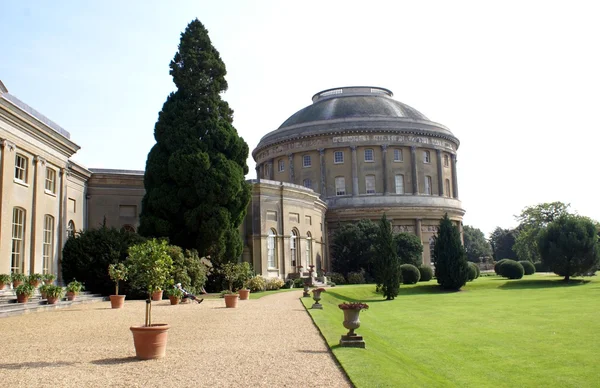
[1,0,598,236]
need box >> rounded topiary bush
[499,260,524,279]
[347,271,365,284]
[329,272,346,285]
[467,262,479,281]
[400,264,421,284]
[519,260,536,275]
[418,265,434,282]
[494,259,510,275]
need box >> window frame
[305,232,312,267]
[303,155,311,168]
[267,229,277,268]
[290,230,298,268]
[364,148,374,162]
[278,159,285,172]
[423,150,431,164]
[42,215,54,274]
[303,178,312,189]
[14,154,28,183]
[335,176,346,196]
[67,220,75,238]
[45,167,57,194]
[395,174,404,194]
[443,154,450,167]
[445,179,451,198]
[11,207,26,273]
[425,175,433,195]
[393,148,403,162]
[365,175,376,194]
[334,151,344,164]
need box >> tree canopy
[138,19,250,264]
[330,219,379,277]
[489,227,518,261]
[463,225,492,262]
[538,215,600,281]
[433,214,470,290]
[394,232,423,266]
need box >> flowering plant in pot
[42,273,56,285]
[15,283,35,303]
[126,239,173,360]
[28,273,43,287]
[108,263,128,309]
[45,285,64,305]
[65,280,84,301]
[11,273,27,288]
[0,274,11,290]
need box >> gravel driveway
[0,290,352,388]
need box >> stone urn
[342,309,362,335]
[338,302,369,348]
[311,287,326,309]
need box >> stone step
[0,292,105,319]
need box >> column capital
[318,148,325,156]
[1,139,16,151]
[410,145,417,152]
[33,156,46,165]
[381,144,388,151]
[350,145,357,151]
[287,153,294,159]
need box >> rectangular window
[366,175,376,194]
[364,148,374,162]
[289,213,300,223]
[423,151,431,164]
[267,231,276,268]
[425,176,432,195]
[395,175,404,194]
[15,154,27,182]
[445,179,451,197]
[394,149,403,162]
[335,176,346,196]
[334,151,344,164]
[278,160,285,172]
[119,205,136,217]
[11,207,25,273]
[266,211,278,221]
[443,154,450,167]
[303,178,312,189]
[45,168,56,194]
[303,155,311,167]
[42,215,54,274]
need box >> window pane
[278,160,285,172]
[335,177,345,196]
[394,149,402,161]
[364,149,374,161]
[303,155,311,167]
[366,175,375,194]
[334,151,344,164]
[303,179,312,188]
[395,175,404,194]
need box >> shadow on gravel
[0,361,76,369]
[90,356,139,365]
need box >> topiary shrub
[519,261,536,275]
[494,259,510,275]
[246,275,267,292]
[499,259,524,279]
[347,271,366,284]
[418,265,434,282]
[266,277,284,290]
[400,264,421,284]
[467,262,478,281]
[329,272,346,285]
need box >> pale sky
[1,0,599,236]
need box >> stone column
[268,158,274,180]
[415,218,424,263]
[57,167,68,283]
[451,154,459,199]
[410,146,419,195]
[0,140,15,260]
[436,149,444,197]
[288,153,294,183]
[381,144,388,195]
[318,149,326,198]
[351,146,359,196]
[255,165,260,182]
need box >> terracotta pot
[47,296,59,305]
[110,295,126,309]
[151,290,163,301]
[40,291,48,299]
[44,280,53,285]
[16,294,29,303]
[238,289,250,300]
[168,295,180,305]
[29,280,40,288]
[12,281,23,288]
[130,324,170,360]
[0,283,6,291]
[66,291,76,301]
[224,294,239,308]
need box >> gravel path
[0,290,352,388]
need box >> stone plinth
[339,334,365,348]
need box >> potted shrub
[65,280,84,301]
[39,283,50,299]
[237,262,254,301]
[0,274,11,290]
[108,263,128,309]
[126,239,173,360]
[11,273,26,288]
[166,287,183,305]
[45,285,64,305]
[42,273,56,285]
[151,286,164,301]
[15,283,35,303]
[221,262,253,307]
[28,273,43,287]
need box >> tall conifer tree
[433,214,470,290]
[373,214,402,300]
[139,19,250,264]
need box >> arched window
[122,224,136,233]
[290,229,298,269]
[306,232,313,267]
[429,237,436,264]
[267,229,277,268]
[11,207,26,273]
[42,215,55,275]
[67,220,75,238]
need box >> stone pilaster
[0,140,15,260]
[255,165,260,182]
[268,158,274,180]
[451,154,459,199]
[381,144,388,195]
[57,167,67,283]
[410,146,418,195]
[436,149,443,197]
[318,149,326,198]
[351,145,358,196]
[29,156,45,273]
[288,153,294,183]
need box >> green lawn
[302,274,600,388]
[200,287,297,300]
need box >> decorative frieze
[421,225,439,233]
[393,225,414,233]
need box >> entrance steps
[0,288,104,319]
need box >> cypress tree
[139,19,250,264]
[373,214,402,300]
[433,214,470,290]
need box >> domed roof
[279,87,428,128]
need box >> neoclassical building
[0,81,463,281]
[253,86,465,265]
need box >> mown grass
[200,287,297,300]
[302,274,600,387]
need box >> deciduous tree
[394,232,423,266]
[331,219,379,277]
[489,227,518,261]
[463,225,492,262]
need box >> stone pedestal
[339,334,365,348]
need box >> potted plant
[108,263,128,309]
[166,287,183,305]
[221,262,252,307]
[237,262,254,301]
[42,273,56,285]
[126,239,173,360]
[0,274,10,290]
[39,283,50,299]
[11,273,26,288]
[15,283,35,303]
[151,286,164,301]
[311,287,326,309]
[28,273,43,287]
[65,280,83,301]
[45,285,64,305]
